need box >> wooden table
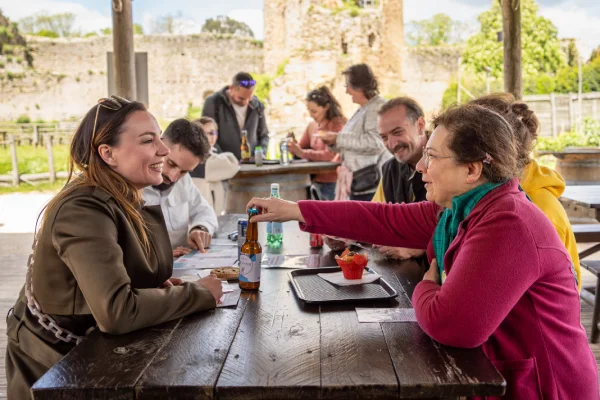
[32,215,505,399]
[226,161,339,213]
[561,185,600,221]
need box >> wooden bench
[573,224,600,259]
[581,261,600,343]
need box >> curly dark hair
[306,86,345,121]
[469,93,539,173]
[163,118,210,163]
[342,64,379,99]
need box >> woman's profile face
[307,101,328,124]
[416,125,471,209]
[105,110,169,189]
[345,77,367,105]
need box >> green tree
[18,12,79,37]
[152,12,182,34]
[462,0,565,78]
[407,13,467,46]
[201,16,254,37]
[134,23,144,35]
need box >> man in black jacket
[202,72,269,160]
[372,97,428,260]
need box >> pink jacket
[298,179,598,399]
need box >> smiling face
[416,125,475,209]
[158,138,201,190]
[378,105,426,167]
[307,100,329,124]
[100,110,169,189]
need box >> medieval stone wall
[0,34,264,121]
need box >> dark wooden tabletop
[561,185,600,209]
[233,161,339,178]
[32,215,505,399]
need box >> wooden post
[550,93,557,136]
[45,133,56,183]
[9,134,19,186]
[568,93,574,132]
[501,0,522,99]
[33,124,39,147]
[111,0,136,100]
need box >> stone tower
[262,0,405,128]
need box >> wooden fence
[0,122,76,186]
[524,92,600,137]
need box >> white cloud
[228,8,263,39]
[539,1,600,58]
[0,0,111,33]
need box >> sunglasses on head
[238,80,256,88]
[90,95,131,150]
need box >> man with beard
[143,119,218,257]
[202,72,269,160]
[372,97,428,260]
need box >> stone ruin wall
[0,34,264,122]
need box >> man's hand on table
[375,246,425,260]
[187,226,212,253]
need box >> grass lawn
[0,144,70,175]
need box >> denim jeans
[311,182,336,201]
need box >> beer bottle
[239,208,262,290]
[240,130,251,162]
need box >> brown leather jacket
[6,185,216,395]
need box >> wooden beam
[111,0,136,100]
[501,0,522,99]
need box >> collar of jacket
[218,85,258,111]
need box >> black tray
[288,267,398,304]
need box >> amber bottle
[239,208,262,290]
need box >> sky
[0,0,598,57]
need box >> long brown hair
[39,98,153,255]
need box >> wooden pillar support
[111,0,136,100]
[501,0,522,100]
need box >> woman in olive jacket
[5,96,223,399]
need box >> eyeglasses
[422,148,453,169]
[206,130,218,136]
[238,80,256,88]
[91,95,131,149]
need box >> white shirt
[231,101,248,131]
[142,174,218,248]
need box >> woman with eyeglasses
[287,86,346,200]
[5,97,223,399]
[318,64,392,201]
[245,104,599,399]
[191,116,239,215]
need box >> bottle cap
[255,146,263,150]
[248,207,259,216]
[271,183,279,190]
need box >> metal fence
[523,92,600,137]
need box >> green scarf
[432,181,507,284]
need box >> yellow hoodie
[521,159,581,291]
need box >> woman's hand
[246,197,305,224]
[288,140,304,158]
[160,277,184,287]
[423,258,440,284]
[197,274,223,303]
[318,130,338,145]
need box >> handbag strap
[25,236,85,345]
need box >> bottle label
[239,253,261,283]
[266,222,283,235]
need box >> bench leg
[592,278,600,344]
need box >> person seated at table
[319,64,392,201]
[288,86,346,201]
[470,93,581,291]
[191,117,240,216]
[5,96,223,400]
[246,104,599,399]
[142,118,218,257]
